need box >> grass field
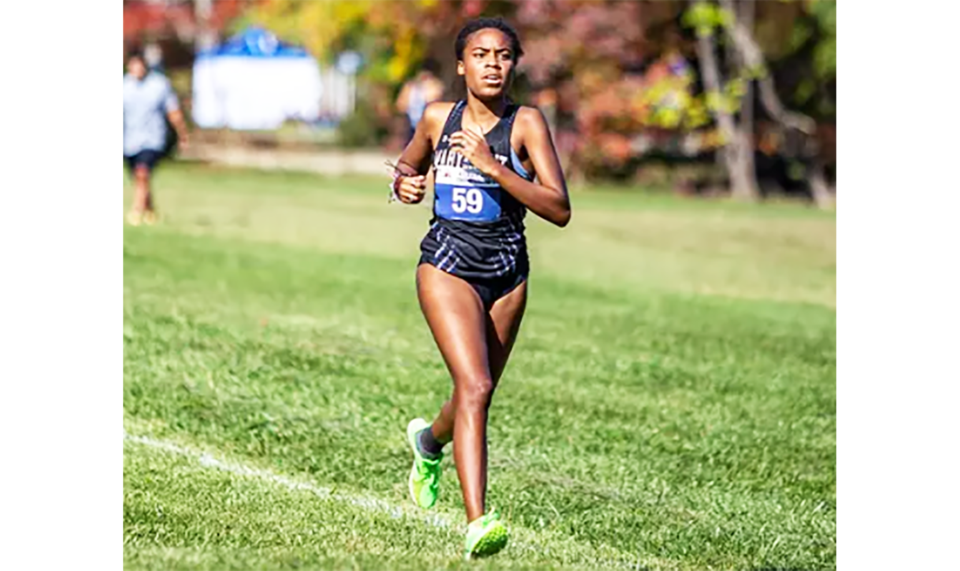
[123,162,836,570]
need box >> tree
[685,0,835,207]
[513,1,713,180]
[686,1,759,201]
[233,0,835,203]
[238,0,446,83]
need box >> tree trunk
[731,0,758,200]
[738,0,755,162]
[719,0,834,208]
[809,157,835,209]
[695,24,759,201]
[720,0,815,136]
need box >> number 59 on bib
[434,183,501,222]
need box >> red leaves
[123,0,247,40]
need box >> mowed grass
[123,162,836,570]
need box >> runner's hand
[396,175,426,204]
[450,129,499,176]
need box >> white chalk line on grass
[123,431,638,569]
[123,431,453,530]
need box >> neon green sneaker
[464,510,509,560]
[406,418,442,509]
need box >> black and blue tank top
[419,100,535,280]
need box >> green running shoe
[464,510,509,560]
[406,418,442,509]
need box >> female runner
[389,17,571,559]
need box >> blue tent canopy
[197,26,310,59]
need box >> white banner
[192,56,324,130]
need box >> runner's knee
[455,376,495,411]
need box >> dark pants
[124,149,164,174]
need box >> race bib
[433,163,502,222]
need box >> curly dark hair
[454,17,524,62]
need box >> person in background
[144,43,166,74]
[123,49,190,226]
[396,58,445,145]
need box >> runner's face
[458,29,515,100]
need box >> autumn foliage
[238,0,833,182]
